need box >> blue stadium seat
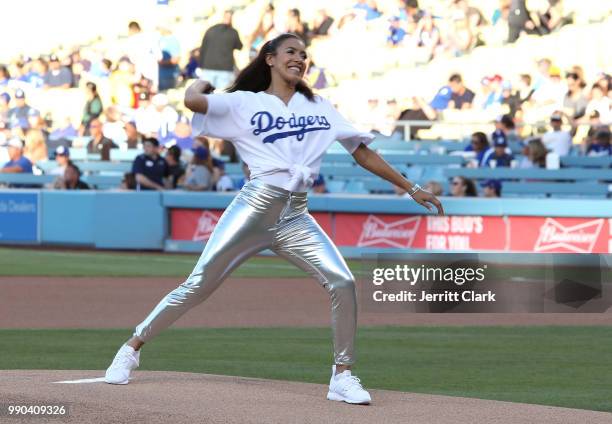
[345,180,369,194]
[326,180,346,193]
[110,149,141,162]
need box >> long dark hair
[226,33,315,101]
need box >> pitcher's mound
[0,370,609,424]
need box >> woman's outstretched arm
[351,143,445,215]
[184,80,214,114]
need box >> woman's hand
[411,188,445,215]
[188,80,215,95]
[184,80,215,113]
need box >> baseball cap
[138,91,150,101]
[8,137,24,149]
[492,129,507,147]
[480,179,501,191]
[27,108,41,118]
[49,54,59,62]
[312,174,325,187]
[55,145,70,157]
[15,89,25,99]
[0,92,10,103]
[192,146,209,160]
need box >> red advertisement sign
[171,209,611,253]
[171,209,333,242]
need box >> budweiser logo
[193,211,220,242]
[358,215,421,248]
[534,218,604,253]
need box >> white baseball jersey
[191,90,374,191]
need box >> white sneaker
[104,344,140,385]
[327,365,371,404]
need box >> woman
[466,131,490,167]
[183,146,213,191]
[80,81,103,135]
[518,138,547,168]
[450,176,478,197]
[104,33,443,404]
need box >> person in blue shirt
[586,129,612,156]
[464,131,490,167]
[132,137,168,190]
[388,17,407,46]
[483,130,514,167]
[1,138,33,173]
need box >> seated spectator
[0,92,10,123]
[353,0,383,21]
[480,179,501,198]
[483,130,513,167]
[43,54,72,89]
[310,9,335,38]
[49,117,78,141]
[415,12,442,62]
[518,137,547,168]
[87,118,117,161]
[55,162,89,190]
[465,131,490,167]
[24,128,48,166]
[165,145,185,189]
[124,121,143,149]
[214,161,235,192]
[132,137,168,191]
[541,112,571,156]
[183,146,213,191]
[50,146,70,175]
[7,89,31,129]
[450,176,477,197]
[448,73,475,110]
[163,116,194,150]
[393,96,436,139]
[388,17,407,46]
[423,180,443,196]
[500,82,521,118]
[1,138,32,173]
[80,82,103,135]
[563,71,588,121]
[584,83,611,124]
[286,8,310,45]
[585,129,612,157]
[311,174,327,193]
[120,172,137,190]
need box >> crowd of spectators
[0,1,609,198]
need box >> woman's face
[451,178,466,197]
[471,136,484,152]
[267,38,308,86]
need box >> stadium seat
[326,180,346,193]
[345,180,369,194]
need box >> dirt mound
[0,370,609,424]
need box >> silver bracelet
[407,184,422,196]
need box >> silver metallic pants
[134,180,357,364]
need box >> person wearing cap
[86,118,118,161]
[481,179,501,198]
[542,112,571,156]
[132,137,168,191]
[163,116,194,150]
[311,174,328,194]
[7,89,32,126]
[183,146,213,191]
[585,129,612,157]
[50,146,71,175]
[1,138,33,174]
[43,54,72,89]
[483,129,513,167]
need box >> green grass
[1,326,611,412]
[0,247,324,278]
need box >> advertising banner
[170,209,611,254]
[0,191,40,242]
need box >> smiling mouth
[288,65,303,74]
